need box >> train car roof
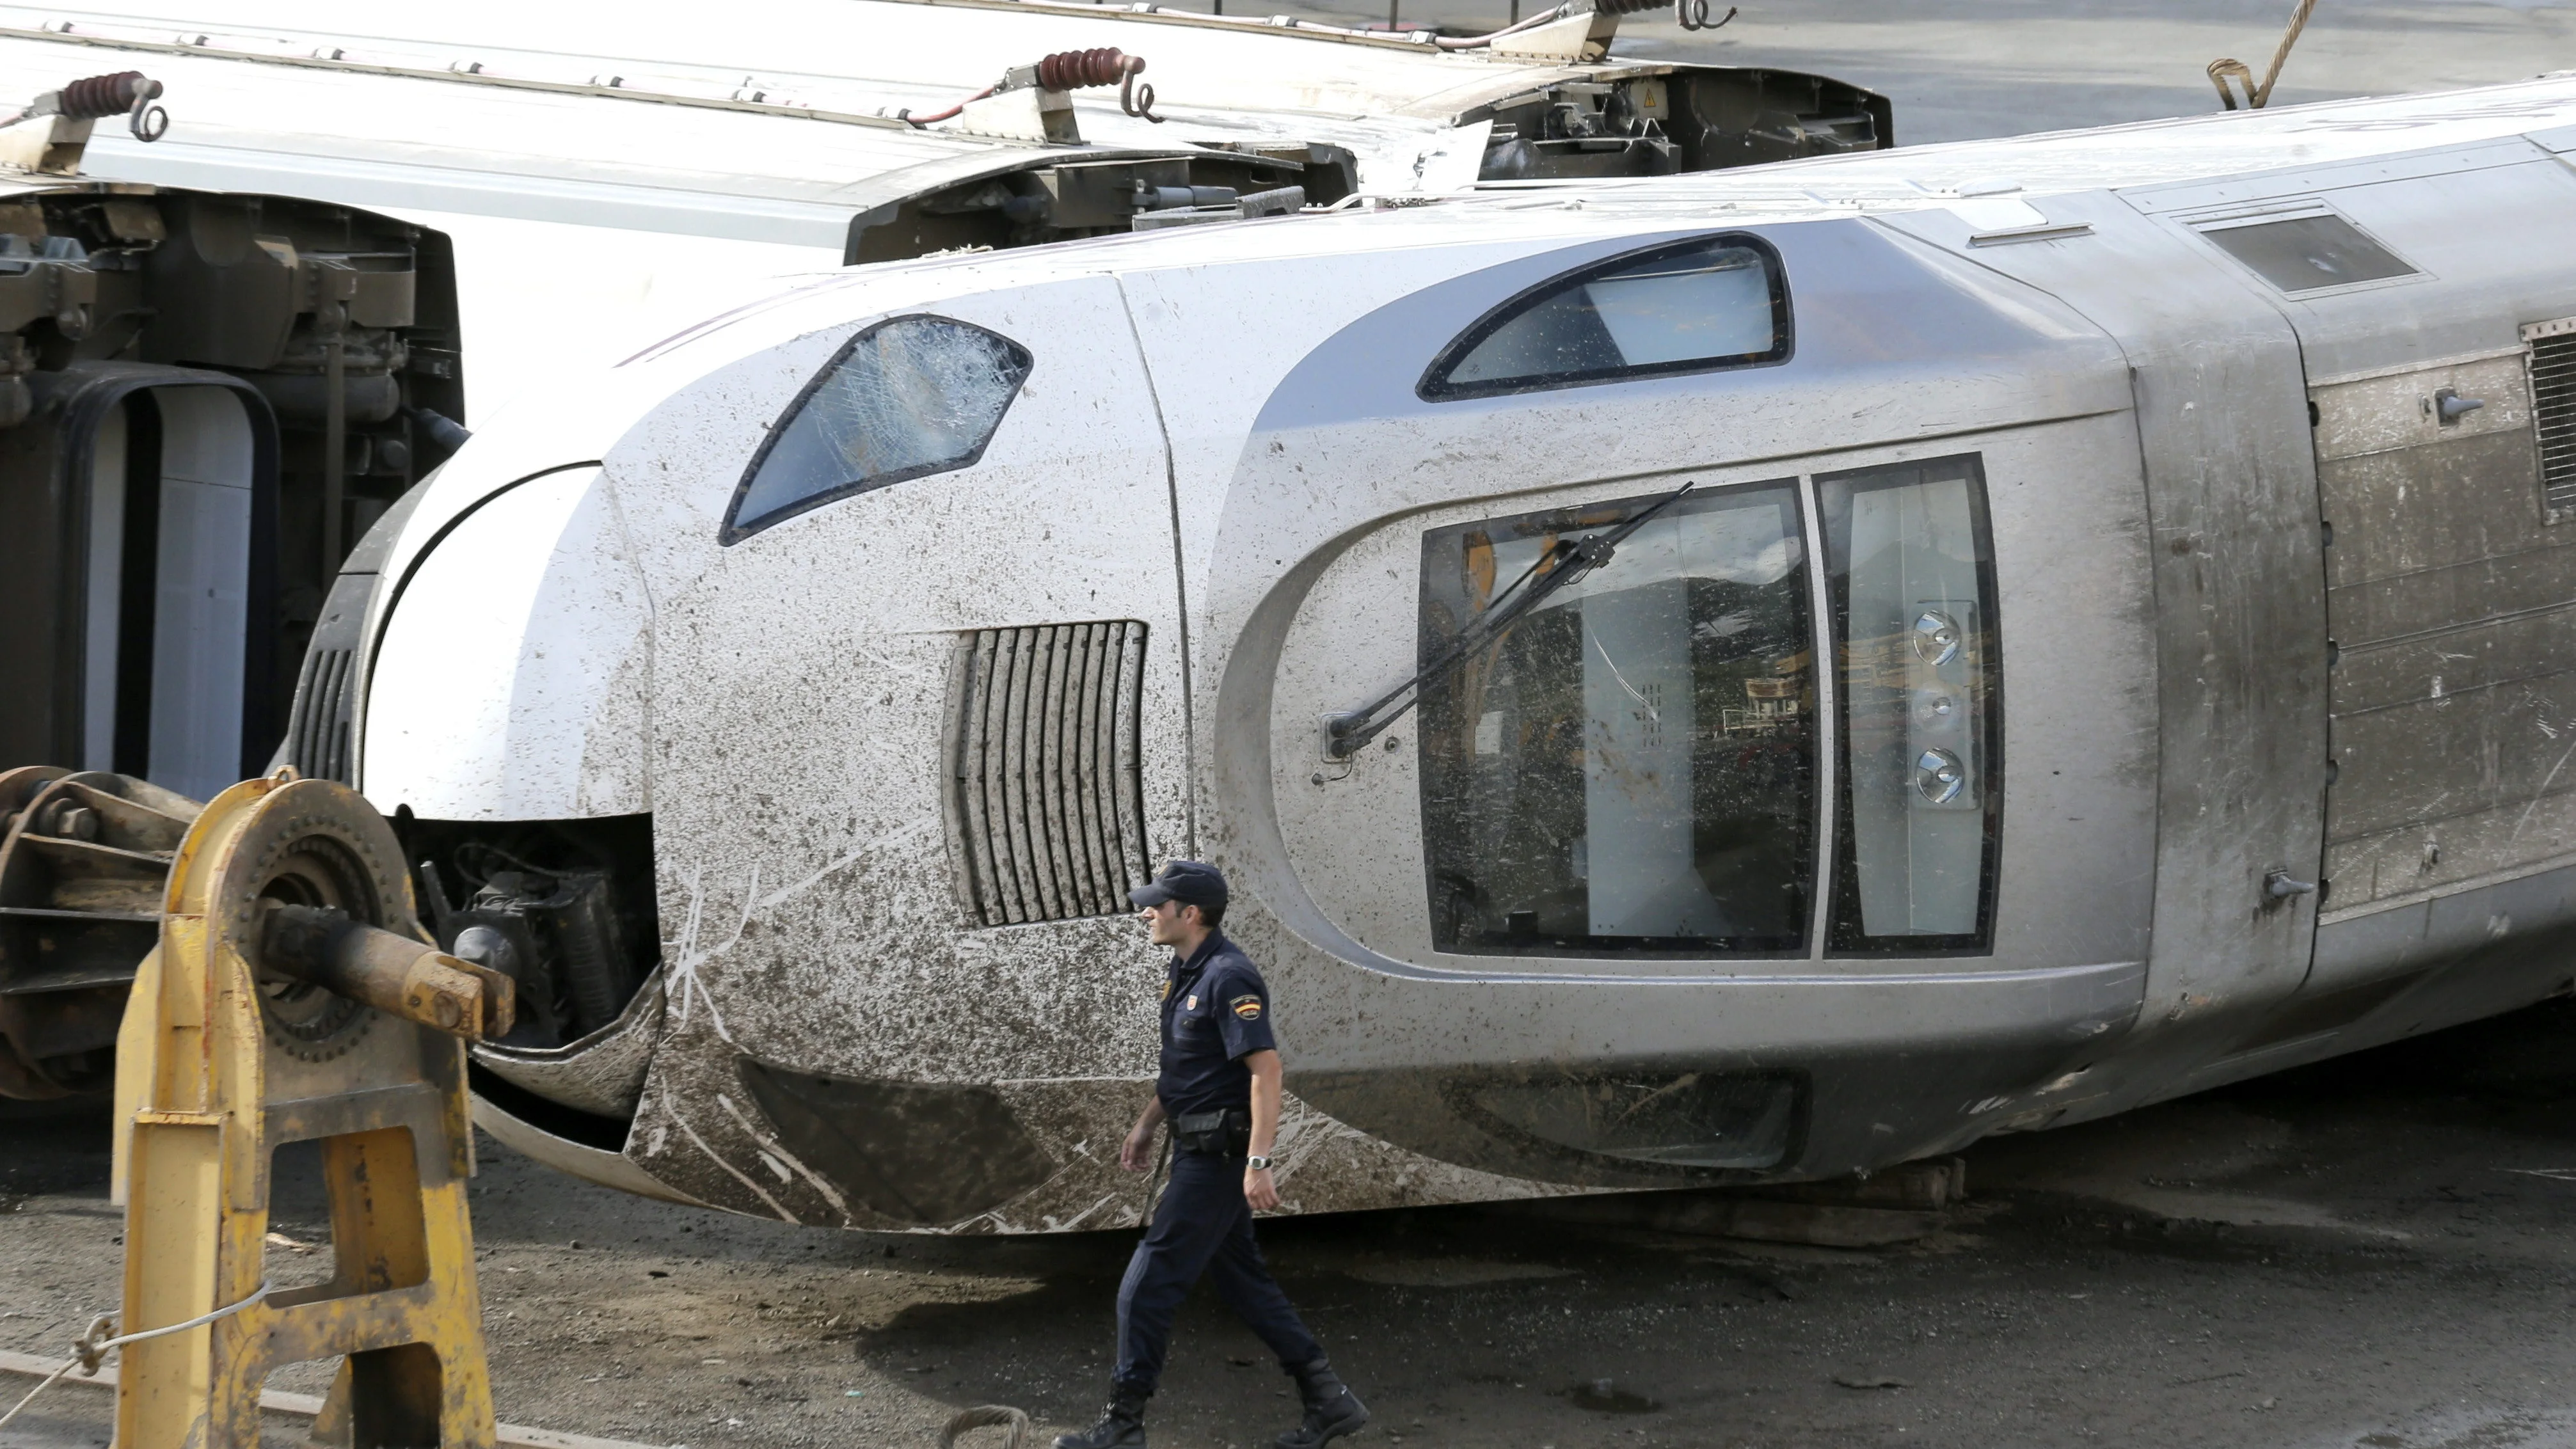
[662,72,2576,287]
[0,0,1865,249]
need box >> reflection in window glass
[1422,237,1789,400]
[1419,483,1815,955]
[1819,457,1999,952]
[724,315,1033,541]
[2197,213,2416,295]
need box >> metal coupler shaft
[258,903,516,1040]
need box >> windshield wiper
[1322,480,1696,761]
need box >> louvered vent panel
[283,647,356,784]
[2537,329,2576,518]
[948,621,1150,926]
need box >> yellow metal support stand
[111,773,509,1449]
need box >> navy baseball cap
[1130,860,1228,910]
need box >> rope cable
[2207,0,2318,109]
[0,1281,274,1430]
[2255,0,2319,107]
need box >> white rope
[0,1281,273,1430]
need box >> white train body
[347,75,2576,1228]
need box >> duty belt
[1172,1108,1250,1158]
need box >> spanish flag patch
[1230,994,1262,1021]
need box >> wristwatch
[1246,1155,1273,1171]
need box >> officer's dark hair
[1183,899,1226,931]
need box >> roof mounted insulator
[1029,48,1159,122]
[900,48,1159,142]
[0,71,168,173]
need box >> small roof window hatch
[2191,205,2419,296]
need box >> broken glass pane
[2197,212,2417,295]
[1418,481,1815,956]
[727,315,1032,539]
[1423,237,1788,400]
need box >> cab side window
[1419,235,1790,402]
[1818,456,2001,953]
[722,315,1033,542]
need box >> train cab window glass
[2195,212,2417,295]
[722,315,1033,542]
[1419,482,1816,956]
[1818,457,2000,953]
[1419,237,1789,400]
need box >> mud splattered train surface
[6,1,2576,1445]
[9,1,2576,1237]
[248,71,2576,1233]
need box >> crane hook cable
[0,1280,275,1430]
[2207,0,2318,110]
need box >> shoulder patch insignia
[1161,980,1172,1002]
[1230,994,1262,1021]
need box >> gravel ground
[8,997,2576,1449]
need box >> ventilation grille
[947,621,1150,926]
[2536,327,2576,518]
[283,646,356,784]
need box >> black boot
[1275,1358,1369,1449]
[1053,1381,1150,1449]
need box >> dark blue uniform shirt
[1156,933,1276,1118]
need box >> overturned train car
[27,75,2576,1230]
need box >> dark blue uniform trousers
[1114,1150,1323,1391]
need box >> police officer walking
[1055,860,1370,1449]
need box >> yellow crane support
[106,770,514,1448]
